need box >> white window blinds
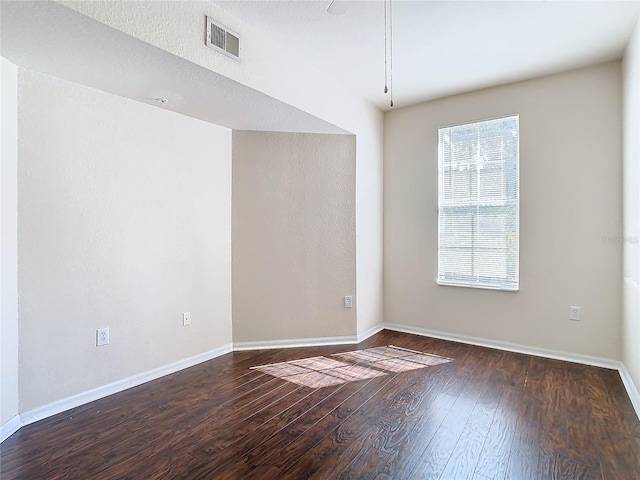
[437,115,519,291]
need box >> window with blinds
[437,115,519,291]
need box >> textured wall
[623,16,640,387]
[384,62,622,359]
[59,0,367,134]
[18,71,233,411]
[232,131,356,342]
[60,0,384,337]
[1,58,19,427]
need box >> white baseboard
[18,343,233,428]
[382,322,640,421]
[382,323,620,369]
[233,335,358,351]
[0,415,22,443]
[618,363,640,420]
[357,324,385,343]
[233,325,386,351]
[5,325,640,443]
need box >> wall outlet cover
[344,296,353,308]
[97,328,109,346]
[569,306,581,321]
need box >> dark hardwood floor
[1,330,639,479]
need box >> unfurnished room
[1,1,640,479]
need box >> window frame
[436,114,520,292]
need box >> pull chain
[389,0,393,107]
[384,0,388,94]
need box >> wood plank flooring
[1,330,639,479]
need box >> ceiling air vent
[206,17,241,61]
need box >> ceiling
[217,0,640,111]
[2,0,638,126]
[0,1,347,134]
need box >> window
[437,115,519,291]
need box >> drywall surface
[623,16,640,387]
[232,131,356,342]
[59,0,361,134]
[384,62,622,359]
[18,71,232,411]
[1,1,347,135]
[355,112,384,336]
[59,0,384,338]
[1,57,20,426]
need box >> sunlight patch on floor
[251,345,452,389]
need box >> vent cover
[206,17,241,61]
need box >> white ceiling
[217,0,640,110]
[2,0,638,128]
[0,1,347,134]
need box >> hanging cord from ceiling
[389,0,394,107]
[384,0,388,94]
[384,0,394,107]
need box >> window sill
[436,280,519,292]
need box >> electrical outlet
[183,312,191,326]
[344,296,353,308]
[569,306,581,321]
[96,328,109,346]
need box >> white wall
[623,16,640,387]
[354,114,384,336]
[384,62,622,359]
[18,70,233,412]
[232,131,356,342]
[1,58,20,427]
[60,0,384,338]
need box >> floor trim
[619,363,640,420]
[232,326,385,351]
[357,324,385,343]
[382,323,640,421]
[0,415,22,443]
[382,323,620,369]
[4,325,640,443]
[233,335,358,351]
[17,343,233,430]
